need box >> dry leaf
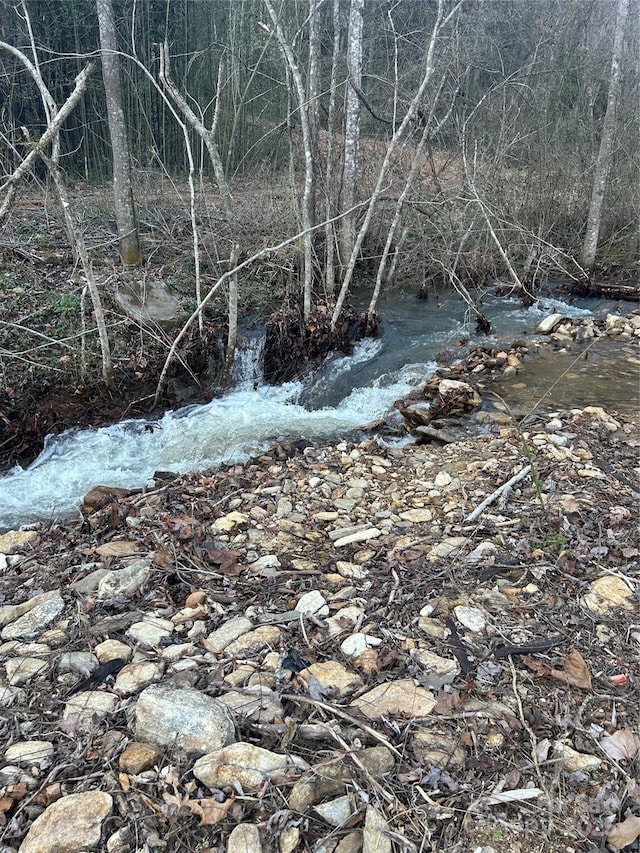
[353,649,380,676]
[522,649,592,690]
[601,729,640,762]
[561,649,592,690]
[560,494,581,514]
[607,815,640,851]
[187,797,234,826]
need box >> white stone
[19,791,113,853]
[126,617,174,647]
[193,743,307,791]
[96,558,152,599]
[314,795,354,827]
[340,633,382,658]
[454,605,487,633]
[295,590,329,617]
[205,617,253,653]
[5,656,48,685]
[135,683,235,752]
[114,661,164,696]
[1,591,64,640]
[5,740,54,767]
[63,691,119,732]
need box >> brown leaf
[607,815,640,851]
[601,729,640,762]
[522,650,592,690]
[153,547,174,568]
[186,797,235,826]
[353,649,380,676]
[432,688,462,715]
[560,649,592,690]
[201,544,241,575]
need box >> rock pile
[0,405,638,853]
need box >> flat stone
[216,685,284,723]
[228,824,262,853]
[325,606,365,638]
[334,528,382,548]
[358,746,396,777]
[225,625,282,657]
[536,314,564,333]
[114,661,164,696]
[582,576,636,615]
[134,683,235,753]
[204,617,254,653]
[0,530,38,554]
[62,691,119,732]
[454,605,487,633]
[118,742,161,774]
[193,743,307,791]
[351,679,436,720]
[340,633,382,658]
[314,795,354,827]
[428,537,468,561]
[412,729,466,768]
[5,740,54,767]
[5,657,48,685]
[410,649,459,687]
[19,791,113,853]
[553,741,602,772]
[363,805,392,853]
[96,559,152,600]
[335,561,368,580]
[295,590,329,616]
[1,591,64,639]
[57,651,98,676]
[399,508,433,523]
[94,639,132,663]
[212,511,248,531]
[126,617,174,647]
[335,832,363,853]
[301,661,363,697]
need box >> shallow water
[0,289,636,530]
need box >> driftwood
[465,464,532,521]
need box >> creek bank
[0,403,638,853]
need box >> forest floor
[0,401,638,853]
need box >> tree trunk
[339,0,364,271]
[263,0,315,321]
[581,0,630,271]
[96,0,142,266]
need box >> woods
[0,0,638,398]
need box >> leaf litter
[0,403,638,853]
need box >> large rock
[351,679,436,719]
[193,743,308,791]
[113,279,186,329]
[1,590,64,639]
[19,791,112,853]
[134,683,235,752]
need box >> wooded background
[0,0,638,389]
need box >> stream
[0,289,636,531]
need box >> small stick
[465,464,532,522]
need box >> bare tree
[0,38,112,387]
[97,0,142,266]
[262,0,315,321]
[581,0,630,271]
[331,0,463,330]
[339,0,364,271]
[159,43,241,376]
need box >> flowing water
[0,289,636,530]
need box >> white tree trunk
[339,0,364,270]
[331,0,462,330]
[263,0,314,321]
[97,0,141,266]
[581,0,630,271]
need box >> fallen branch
[465,464,532,521]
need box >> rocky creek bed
[0,381,639,853]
